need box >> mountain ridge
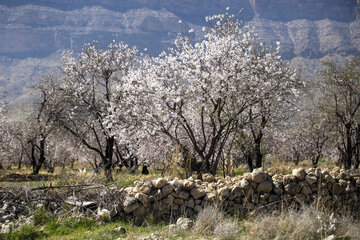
[0,0,359,104]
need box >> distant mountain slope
[0,0,359,104]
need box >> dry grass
[241,205,360,240]
[192,204,360,240]
[193,205,225,235]
[214,220,241,240]
[193,206,242,240]
[265,157,338,176]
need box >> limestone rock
[162,198,173,206]
[194,205,202,213]
[292,168,306,180]
[123,197,140,213]
[252,168,268,183]
[257,181,273,193]
[301,186,312,196]
[231,186,243,197]
[339,179,347,188]
[141,233,162,240]
[176,217,194,230]
[203,173,215,182]
[161,184,174,196]
[345,182,355,192]
[182,180,196,191]
[323,235,338,240]
[190,187,206,199]
[218,187,230,198]
[273,181,284,195]
[149,189,164,201]
[124,187,136,195]
[173,198,184,205]
[170,180,182,193]
[331,183,343,195]
[1,223,12,234]
[285,182,301,195]
[153,178,167,189]
[294,193,306,203]
[115,226,127,234]
[184,199,195,208]
[204,192,217,202]
[171,203,179,210]
[134,206,147,217]
[283,175,292,186]
[175,191,189,199]
[305,174,317,185]
[336,171,350,181]
[321,170,334,182]
[168,224,177,232]
[135,193,150,206]
[240,179,250,190]
[135,179,153,194]
[268,194,280,203]
[247,186,255,196]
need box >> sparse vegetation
[241,205,360,240]
[0,6,359,240]
[194,206,224,235]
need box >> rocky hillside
[0,0,359,104]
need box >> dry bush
[241,205,360,240]
[193,206,242,239]
[214,220,241,240]
[193,205,224,235]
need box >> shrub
[194,206,224,235]
[214,220,241,240]
[241,205,359,240]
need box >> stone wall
[119,167,360,222]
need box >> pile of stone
[119,167,360,222]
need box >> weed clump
[214,220,241,240]
[194,206,224,235]
[2,225,46,240]
[241,205,360,240]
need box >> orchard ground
[1,159,359,240]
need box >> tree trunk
[355,124,360,169]
[254,140,263,169]
[142,164,149,175]
[32,137,46,175]
[247,152,254,172]
[30,143,37,173]
[18,152,23,169]
[70,158,75,169]
[103,136,115,181]
[18,161,22,170]
[312,154,321,168]
[345,125,352,169]
[62,157,67,169]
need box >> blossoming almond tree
[109,10,301,176]
[53,41,138,181]
[237,44,302,171]
[0,101,7,169]
[319,57,360,169]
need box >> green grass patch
[1,215,172,240]
[232,167,249,176]
[33,209,53,226]
[1,225,47,240]
[112,171,160,189]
